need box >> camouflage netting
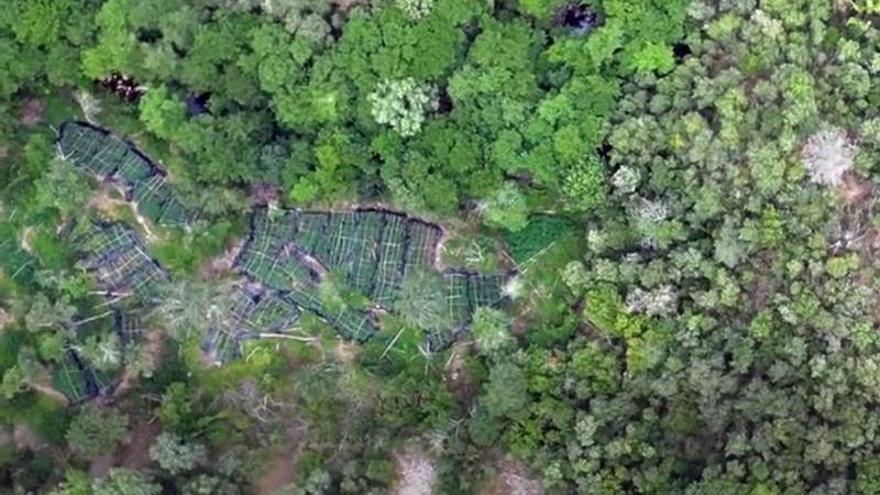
[216,206,512,361]
[50,220,168,401]
[57,121,193,228]
[70,220,168,301]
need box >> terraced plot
[57,121,192,228]
[203,207,511,362]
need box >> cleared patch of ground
[482,458,543,495]
[391,447,437,495]
[89,416,162,478]
[255,454,296,495]
[116,418,161,470]
[446,342,477,406]
[19,98,46,127]
[201,239,244,279]
[0,308,13,329]
[254,423,302,495]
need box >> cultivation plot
[72,221,168,300]
[373,213,407,307]
[347,211,384,296]
[231,206,512,357]
[443,272,472,327]
[403,220,441,276]
[51,352,95,403]
[57,121,193,228]
[202,286,305,363]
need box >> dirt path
[391,447,437,495]
[254,424,302,494]
[87,183,159,242]
[255,455,297,494]
[482,458,543,495]
[201,239,244,279]
[113,328,166,398]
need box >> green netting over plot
[58,122,131,177]
[115,151,153,184]
[321,212,358,272]
[348,211,383,296]
[245,293,301,333]
[325,307,375,342]
[232,206,510,351]
[51,353,93,403]
[404,220,441,275]
[296,212,329,254]
[113,308,142,344]
[73,222,168,300]
[58,121,193,228]
[469,273,504,308]
[373,213,406,307]
[444,272,472,327]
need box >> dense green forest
[3,0,880,493]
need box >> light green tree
[92,469,161,495]
[470,306,513,355]
[480,182,529,232]
[66,405,128,459]
[369,78,437,137]
[149,432,207,475]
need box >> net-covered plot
[403,220,442,276]
[51,352,97,403]
[443,272,472,327]
[372,213,406,308]
[237,209,318,289]
[57,121,193,228]
[347,211,384,295]
[72,222,168,300]
[234,207,510,350]
[203,286,305,363]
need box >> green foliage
[148,432,206,475]
[480,182,529,232]
[470,306,513,355]
[394,270,452,331]
[92,468,161,495]
[502,215,578,263]
[66,405,128,459]
[369,78,437,137]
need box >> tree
[24,293,75,333]
[801,125,856,186]
[470,307,512,355]
[66,405,128,459]
[92,469,161,495]
[180,474,241,495]
[149,432,207,474]
[394,269,451,331]
[481,361,527,419]
[369,78,437,137]
[75,332,123,373]
[479,182,528,232]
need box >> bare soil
[0,308,13,329]
[113,328,166,398]
[117,419,161,470]
[254,423,302,495]
[255,454,296,495]
[482,458,543,495]
[391,447,437,495]
[201,239,244,279]
[19,98,46,127]
[446,342,477,406]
